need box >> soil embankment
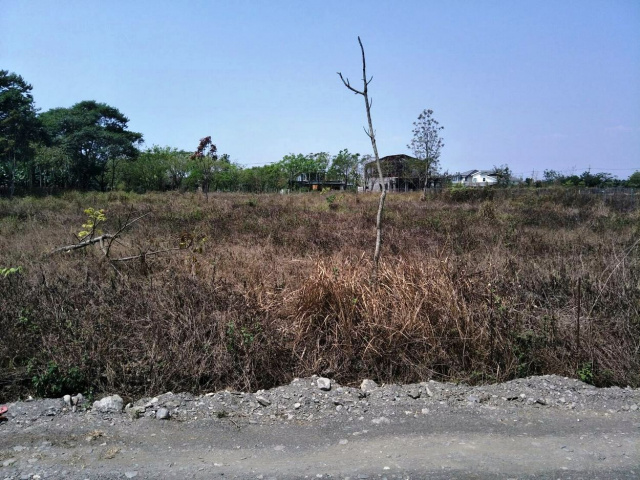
[1,375,638,479]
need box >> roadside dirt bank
[1,375,638,479]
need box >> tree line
[537,169,639,188]
[2,69,638,196]
[0,70,368,196]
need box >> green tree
[32,145,72,189]
[627,171,640,188]
[210,154,242,191]
[328,149,360,189]
[0,70,42,197]
[189,136,220,200]
[543,169,564,184]
[492,164,513,187]
[166,149,190,190]
[278,153,307,190]
[306,152,330,183]
[278,152,332,190]
[408,109,444,192]
[579,171,615,188]
[40,101,143,191]
[121,145,191,192]
[240,164,287,192]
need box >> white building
[450,170,499,187]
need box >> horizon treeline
[0,70,365,195]
[2,70,638,196]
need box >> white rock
[317,377,331,391]
[63,394,71,406]
[256,395,271,407]
[156,408,170,420]
[92,395,124,413]
[360,379,378,392]
[371,416,390,425]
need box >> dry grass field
[1,188,638,400]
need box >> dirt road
[1,375,638,479]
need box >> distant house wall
[450,170,499,187]
[469,172,498,186]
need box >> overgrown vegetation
[1,189,639,400]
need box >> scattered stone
[156,408,170,420]
[467,395,481,403]
[360,379,378,392]
[407,389,421,400]
[93,395,124,413]
[126,405,146,419]
[125,472,138,479]
[72,393,84,406]
[371,416,390,425]
[317,377,332,391]
[256,396,271,407]
[63,394,71,406]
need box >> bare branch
[110,247,183,263]
[106,211,151,257]
[50,211,152,256]
[50,234,116,254]
[337,72,364,95]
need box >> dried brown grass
[1,189,638,400]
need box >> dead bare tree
[338,36,386,282]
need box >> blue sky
[1,0,639,179]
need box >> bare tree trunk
[110,158,118,191]
[9,151,16,198]
[339,36,386,283]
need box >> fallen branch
[111,246,183,263]
[51,234,115,254]
[50,212,151,256]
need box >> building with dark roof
[363,154,442,192]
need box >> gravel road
[1,375,638,479]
